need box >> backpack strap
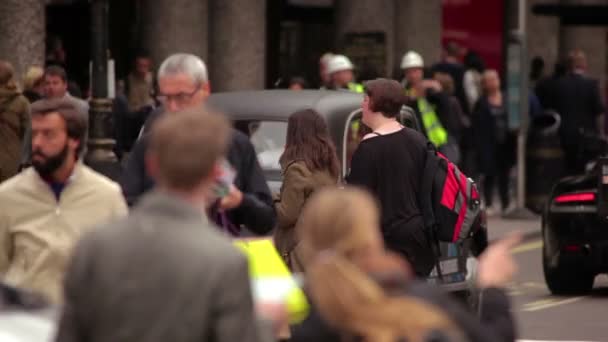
[419,141,445,281]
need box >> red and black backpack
[419,142,482,244]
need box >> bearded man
[0,98,127,304]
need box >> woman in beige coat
[274,109,339,271]
[0,61,30,182]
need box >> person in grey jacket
[55,108,273,342]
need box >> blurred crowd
[0,38,604,342]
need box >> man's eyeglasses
[156,87,200,105]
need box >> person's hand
[422,79,442,92]
[219,184,243,210]
[256,301,289,338]
[476,233,522,289]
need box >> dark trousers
[482,144,511,210]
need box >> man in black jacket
[120,53,275,235]
[550,50,605,174]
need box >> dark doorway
[266,0,335,89]
[46,0,138,96]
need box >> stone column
[334,0,395,79]
[394,0,442,76]
[527,0,560,73]
[559,0,608,93]
[209,0,266,91]
[141,0,208,67]
[0,0,45,83]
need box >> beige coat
[0,163,127,303]
[273,161,336,271]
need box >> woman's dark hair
[364,78,406,118]
[464,51,485,73]
[530,56,545,81]
[279,109,340,179]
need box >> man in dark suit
[551,50,605,174]
[55,108,273,342]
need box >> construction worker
[326,54,364,93]
[401,51,462,163]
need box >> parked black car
[543,139,608,294]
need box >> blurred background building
[0,0,605,95]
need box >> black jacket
[119,110,276,235]
[550,73,605,144]
[291,280,515,342]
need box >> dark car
[542,139,608,294]
[208,90,485,310]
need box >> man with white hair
[120,53,276,235]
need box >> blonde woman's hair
[23,66,44,91]
[296,187,382,269]
[307,253,461,342]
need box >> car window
[343,110,371,176]
[235,120,287,173]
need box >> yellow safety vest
[417,97,448,147]
[347,82,364,93]
[403,87,449,148]
[234,238,309,324]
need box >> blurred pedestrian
[291,187,518,342]
[463,51,485,114]
[434,72,465,145]
[472,70,514,215]
[318,52,334,89]
[530,56,545,89]
[43,65,88,114]
[114,52,157,158]
[274,109,340,271]
[551,50,606,174]
[288,76,307,90]
[0,61,30,182]
[122,51,156,113]
[0,98,127,304]
[121,53,275,235]
[326,55,364,93]
[402,51,461,163]
[56,108,274,342]
[22,66,45,103]
[346,78,435,276]
[535,61,567,110]
[432,41,468,113]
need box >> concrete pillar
[209,0,266,91]
[334,0,395,79]
[559,0,608,93]
[394,0,442,77]
[0,0,45,84]
[526,0,560,74]
[141,0,208,67]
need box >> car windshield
[235,120,287,174]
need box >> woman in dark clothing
[472,70,515,214]
[290,187,518,342]
[347,78,435,276]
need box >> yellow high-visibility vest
[347,82,364,93]
[234,238,309,324]
[405,88,449,147]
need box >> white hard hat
[326,55,354,74]
[401,51,424,69]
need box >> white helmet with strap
[401,51,424,69]
[327,55,355,74]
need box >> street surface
[488,215,608,342]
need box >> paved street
[487,215,608,342]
